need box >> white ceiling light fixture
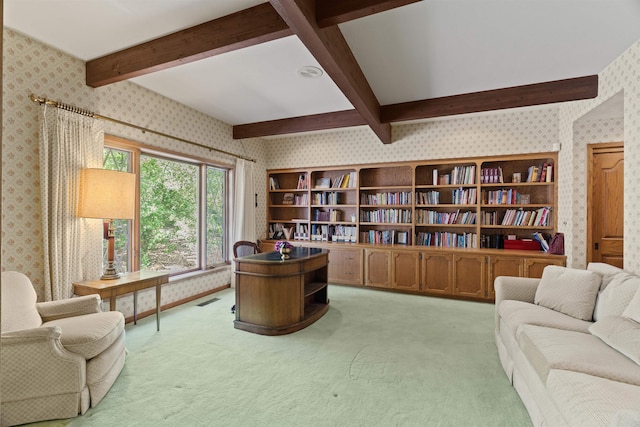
[296,65,323,79]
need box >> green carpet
[34,285,531,426]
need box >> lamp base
[101,262,121,280]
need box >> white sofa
[494,263,640,427]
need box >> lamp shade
[77,168,135,220]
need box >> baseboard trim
[124,284,231,324]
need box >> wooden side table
[73,271,169,331]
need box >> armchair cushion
[37,294,101,322]
[43,311,125,359]
[1,271,42,332]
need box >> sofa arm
[1,327,86,401]
[36,294,102,322]
[494,276,541,330]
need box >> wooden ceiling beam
[233,75,598,139]
[86,3,292,87]
[316,0,421,27]
[381,75,599,123]
[233,110,367,139]
[269,0,391,144]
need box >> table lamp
[77,168,135,279]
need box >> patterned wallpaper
[558,39,640,272]
[2,29,268,313]
[4,27,640,311]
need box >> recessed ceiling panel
[131,36,354,125]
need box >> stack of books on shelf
[331,172,357,188]
[361,208,412,223]
[415,231,477,248]
[500,207,551,226]
[483,189,522,204]
[526,163,553,182]
[415,209,476,225]
[452,187,477,204]
[360,191,412,205]
[293,220,309,240]
[480,167,504,184]
[296,174,308,189]
[294,193,308,205]
[360,229,405,245]
[311,224,356,242]
[416,190,440,205]
[269,176,280,190]
[312,192,339,205]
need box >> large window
[103,137,228,276]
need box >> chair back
[233,241,261,258]
[1,271,43,332]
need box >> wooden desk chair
[233,240,262,258]
[231,241,262,313]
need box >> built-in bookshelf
[266,153,557,250]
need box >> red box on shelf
[503,239,541,251]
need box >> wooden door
[487,255,523,299]
[364,249,392,288]
[422,252,453,295]
[588,143,624,268]
[391,250,421,291]
[453,254,486,298]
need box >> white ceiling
[5,0,640,127]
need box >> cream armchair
[1,271,126,426]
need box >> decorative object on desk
[77,168,135,279]
[275,240,293,259]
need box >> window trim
[104,134,232,276]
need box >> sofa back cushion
[593,272,640,321]
[535,266,602,321]
[622,286,640,323]
[587,262,625,290]
[590,316,640,366]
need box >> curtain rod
[29,94,256,163]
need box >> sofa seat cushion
[593,272,640,321]
[534,266,601,321]
[546,369,640,427]
[499,300,592,338]
[43,311,124,360]
[517,324,640,386]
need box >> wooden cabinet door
[524,257,565,278]
[391,250,421,291]
[422,252,453,295]
[487,255,523,299]
[453,254,486,298]
[328,247,363,285]
[364,249,391,288]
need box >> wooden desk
[73,271,169,331]
[234,247,329,335]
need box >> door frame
[586,141,624,264]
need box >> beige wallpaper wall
[2,29,268,314]
[558,39,640,272]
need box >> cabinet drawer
[328,247,363,285]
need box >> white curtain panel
[233,159,257,244]
[39,106,104,301]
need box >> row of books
[312,192,341,205]
[331,172,357,188]
[360,191,412,206]
[480,167,504,184]
[297,174,308,190]
[314,209,342,222]
[415,209,477,225]
[360,209,412,224]
[310,225,357,242]
[360,230,410,245]
[416,190,440,205]
[281,192,308,205]
[526,163,553,183]
[482,189,529,205]
[415,231,478,248]
[432,165,476,185]
[500,207,551,227]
